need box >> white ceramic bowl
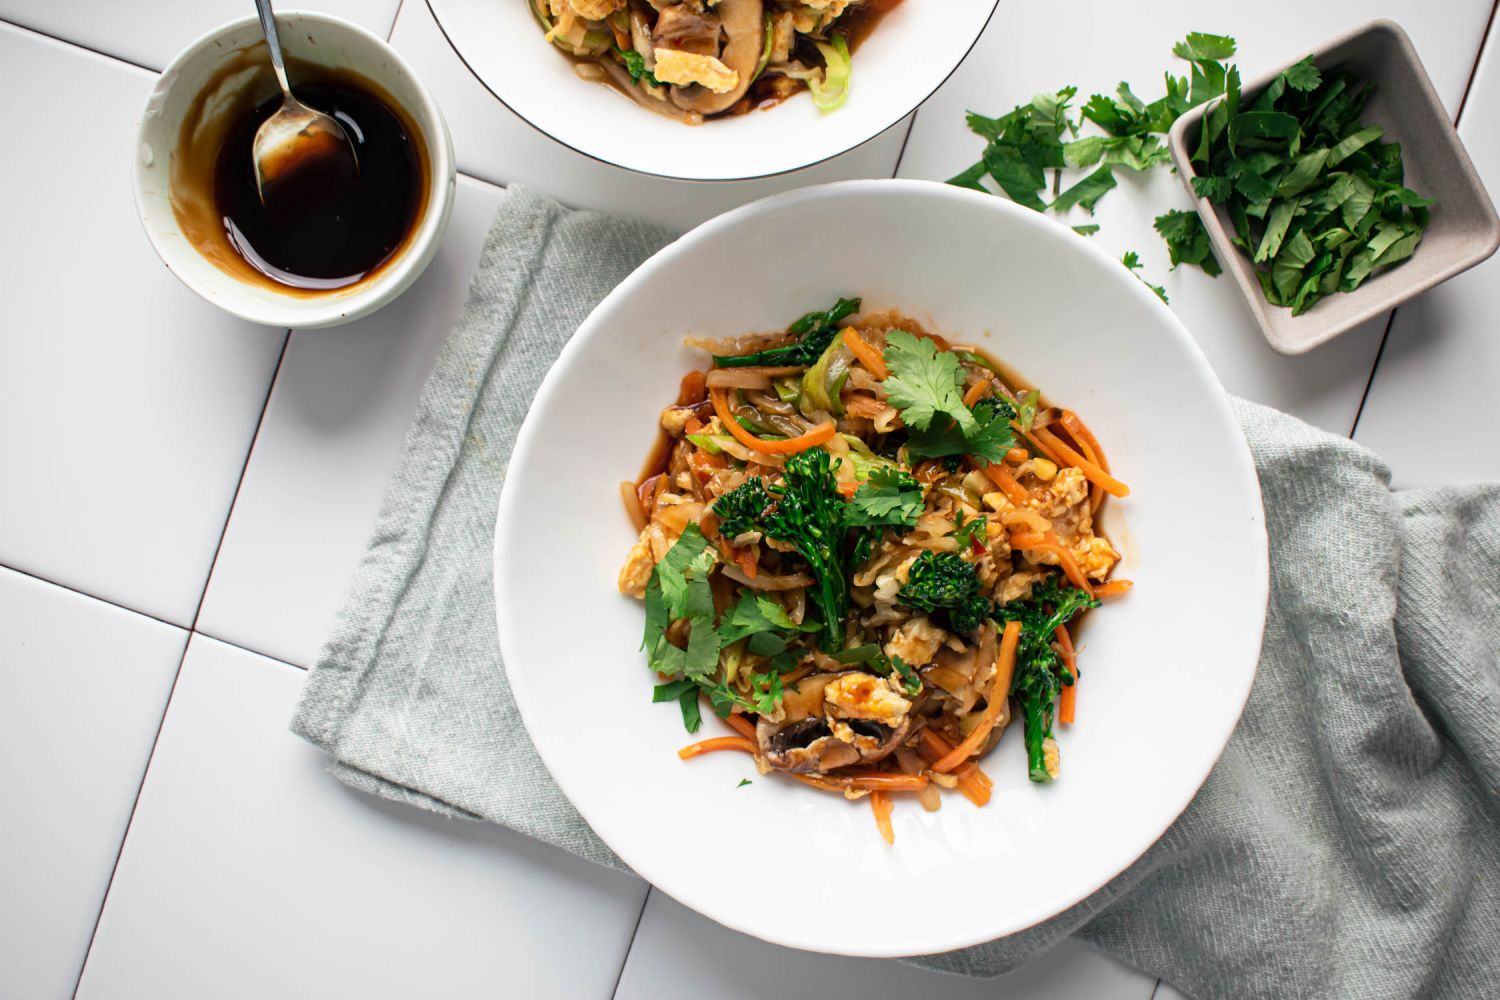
[133,12,456,329]
[428,0,999,180]
[494,180,1269,957]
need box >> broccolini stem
[1021,692,1053,784]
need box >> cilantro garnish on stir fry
[619,300,1133,843]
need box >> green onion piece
[809,32,851,113]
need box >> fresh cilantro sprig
[1154,209,1222,275]
[882,331,1015,463]
[1123,251,1170,303]
[846,467,924,528]
[950,33,1238,224]
[614,46,659,89]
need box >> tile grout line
[1348,0,1499,441]
[608,887,654,1000]
[385,0,407,42]
[68,635,194,1000]
[0,563,187,632]
[0,15,159,74]
[184,328,294,634]
[68,328,293,997]
[890,108,921,179]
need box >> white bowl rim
[425,0,1002,182]
[131,10,457,329]
[493,178,1270,956]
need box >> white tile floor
[3,2,1497,997]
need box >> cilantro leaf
[1282,56,1321,93]
[902,395,1016,465]
[1154,209,1222,276]
[614,47,659,88]
[1172,32,1237,63]
[846,467,924,528]
[1123,251,1170,303]
[737,778,752,787]
[882,331,974,435]
[655,524,715,618]
[1051,165,1117,214]
[715,591,820,646]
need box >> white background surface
[0,1,1495,997]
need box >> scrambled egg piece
[884,615,947,668]
[652,49,740,93]
[617,534,655,598]
[824,672,911,725]
[560,0,623,20]
[987,465,1121,583]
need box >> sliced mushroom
[756,671,912,773]
[652,3,722,55]
[668,0,763,115]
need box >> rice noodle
[722,565,812,591]
[706,369,772,391]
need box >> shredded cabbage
[808,32,851,113]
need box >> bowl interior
[135,12,455,328]
[427,0,999,180]
[1168,21,1500,354]
[494,180,1268,956]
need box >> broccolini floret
[898,550,991,634]
[995,577,1099,782]
[711,450,851,652]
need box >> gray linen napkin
[293,186,1500,999]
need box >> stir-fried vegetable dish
[618,300,1133,842]
[530,1,901,123]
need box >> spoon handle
[253,0,293,98]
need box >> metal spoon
[250,0,357,202]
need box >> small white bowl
[133,12,456,329]
[494,180,1269,956]
[428,0,999,181]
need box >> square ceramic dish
[1166,19,1500,355]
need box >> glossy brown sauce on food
[171,47,429,295]
[575,0,906,120]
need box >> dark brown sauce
[171,49,430,296]
[213,83,420,290]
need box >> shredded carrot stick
[969,456,1029,506]
[1056,623,1078,725]
[1004,447,1029,466]
[678,736,757,760]
[1008,531,1095,596]
[1032,426,1130,498]
[870,791,895,845]
[1020,428,1065,466]
[732,543,758,579]
[918,730,992,806]
[956,763,993,806]
[837,480,859,499]
[962,376,991,408]
[1056,410,1110,512]
[931,621,1020,772]
[791,771,929,793]
[1060,411,1110,473]
[722,712,757,740]
[709,388,835,456]
[1095,579,1134,598]
[841,327,888,379]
